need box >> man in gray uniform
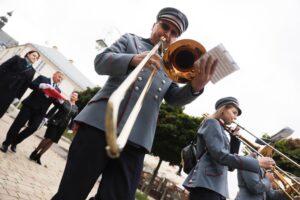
[235,153,288,200]
[52,7,217,200]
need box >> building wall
[0,44,85,101]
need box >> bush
[63,129,75,141]
[135,191,149,200]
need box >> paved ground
[0,113,98,200]
[0,109,185,200]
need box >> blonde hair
[212,104,236,119]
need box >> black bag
[181,138,197,174]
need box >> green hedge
[135,191,149,200]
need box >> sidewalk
[0,114,98,200]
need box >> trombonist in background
[235,152,289,200]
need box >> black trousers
[189,187,226,200]
[3,106,43,146]
[52,123,146,200]
[0,92,13,118]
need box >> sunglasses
[158,22,179,38]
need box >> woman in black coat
[0,50,40,118]
[29,91,79,165]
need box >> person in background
[183,97,276,200]
[0,50,40,118]
[52,7,218,200]
[0,71,64,153]
[235,152,289,200]
[29,91,79,165]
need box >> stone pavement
[0,114,98,200]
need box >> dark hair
[25,50,40,59]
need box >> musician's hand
[230,126,240,136]
[190,55,218,93]
[258,157,275,169]
[130,52,161,70]
[265,171,275,182]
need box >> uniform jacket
[22,75,61,116]
[183,119,261,198]
[46,101,78,128]
[0,55,35,117]
[235,168,287,200]
[75,33,201,151]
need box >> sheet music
[271,127,294,141]
[202,43,239,84]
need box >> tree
[143,103,204,194]
[273,138,300,176]
[152,103,202,166]
[63,86,101,141]
[76,86,101,112]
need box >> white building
[0,43,95,99]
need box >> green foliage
[63,129,75,141]
[151,103,204,166]
[261,133,271,140]
[251,133,299,176]
[135,191,149,200]
[273,138,300,176]
[76,86,101,112]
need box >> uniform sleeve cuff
[191,86,204,96]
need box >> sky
[1,0,299,198]
[1,0,299,143]
[1,0,299,140]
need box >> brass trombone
[202,113,300,199]
[239,136,300,200]
[105,37,206,158]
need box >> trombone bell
[105,38,206,158]
[163,39,206,83]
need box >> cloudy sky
[1,0,299,141]
[1,0,299,198]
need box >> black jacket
[46,101,78,128]
[0,55,36,117]
[22,75,61,115]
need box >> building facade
[0,43,95,100]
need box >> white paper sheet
[202,44,239,84]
